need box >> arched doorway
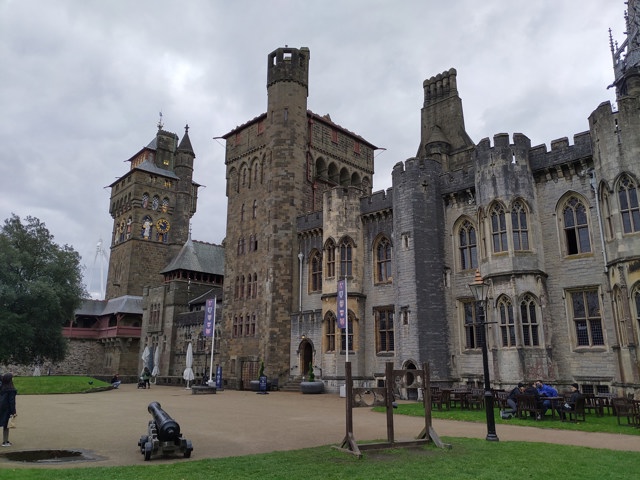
[300,340,313,379]
[404,361,419,400]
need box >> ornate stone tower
[105,125,198,299]
[221,47,311,387]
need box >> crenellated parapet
[528,132,592,172]
[360,188,393,216]
[296,210,323,233]
[474,133,535,204]
[423,68,458,106]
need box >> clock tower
[105,124,198,299]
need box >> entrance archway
[300,341,313,378]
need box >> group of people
[500,380,583,421]
[0,373,17,447]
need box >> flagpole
[208,296,216,385]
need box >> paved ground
[1,383,638,469]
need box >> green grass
[381,402,640,435]
[12,376,110,395]
[1,438,636,479]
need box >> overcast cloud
[0,1,625,298]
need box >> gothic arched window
[511,201,529,251]
[309,250,322,293]
[562,196,591,255]
[618,174,640,233]
[458,220,477,270]
[490,203,508,253]
[520,294,540,346]
[375,236,392,283]
[498,297,516,347]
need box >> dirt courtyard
[0,383,637,468]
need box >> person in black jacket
[560,383,583,420]
[0,373,17,447]
[523,381,544,420]
[500,382,525,419]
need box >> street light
[468,269,499,442]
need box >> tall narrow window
[571,289,604,346]
[339,238,353,277]
[463,300,482,349]
[375,237,392,283]
[458,220,478,270]
[253,200,258,219]
[325,240,336,278]
[563,196,591,255]
[252,273,258,298]
[520,294,540,346]
[309,250,322,292]
[498,297,516,347]
[240,203,245,222]
[511,201,529,251]
[490,203,508,253]
[243,315,250,336]
[340,316,354,352]
[375,307,395,353]
[325,312,336,352]
[618,174,640,233]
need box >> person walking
[0,373,17,447]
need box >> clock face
[156,218,170,233]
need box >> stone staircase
[278,378,302,393]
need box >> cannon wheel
[183,439,193,458]
[138,435,149,453]
[144,441,153,461]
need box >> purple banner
[204,298,215,337]
[337,279,347,329]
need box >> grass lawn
[12,376,110,395]
[387,402,640,435]
[1,438,637,480]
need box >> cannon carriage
[138,401,193,461]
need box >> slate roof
[161,237,225,276]
[188,287,223,306]
[75,295,143,317]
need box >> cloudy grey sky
[0,1,626,298]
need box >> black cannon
[138,401,193,461]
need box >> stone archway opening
[300,341,313,379]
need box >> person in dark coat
[523,381,544,420]
[560,383,583,420]
[0,373,17,447]
[501,382,525,419]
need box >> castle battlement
[361,187,393,215]
[529,131,592,171]
[476,132,532,152]
[423,68,458,106]
[296,210,323,232]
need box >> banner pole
[208,296,216,384]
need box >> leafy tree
[0,214,86,365]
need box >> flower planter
[300,381,324,394]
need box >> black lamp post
[469,269,499,442]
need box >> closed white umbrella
[141,346,151,375]
[151,344,161,383]
[183,342,194,389]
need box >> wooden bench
[516,394,543,419]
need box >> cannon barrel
[148,401,181,442]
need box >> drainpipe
[589,169,608,273]
[298,252,304,311]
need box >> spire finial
[157,111,164,130]
[185,124,189,134]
